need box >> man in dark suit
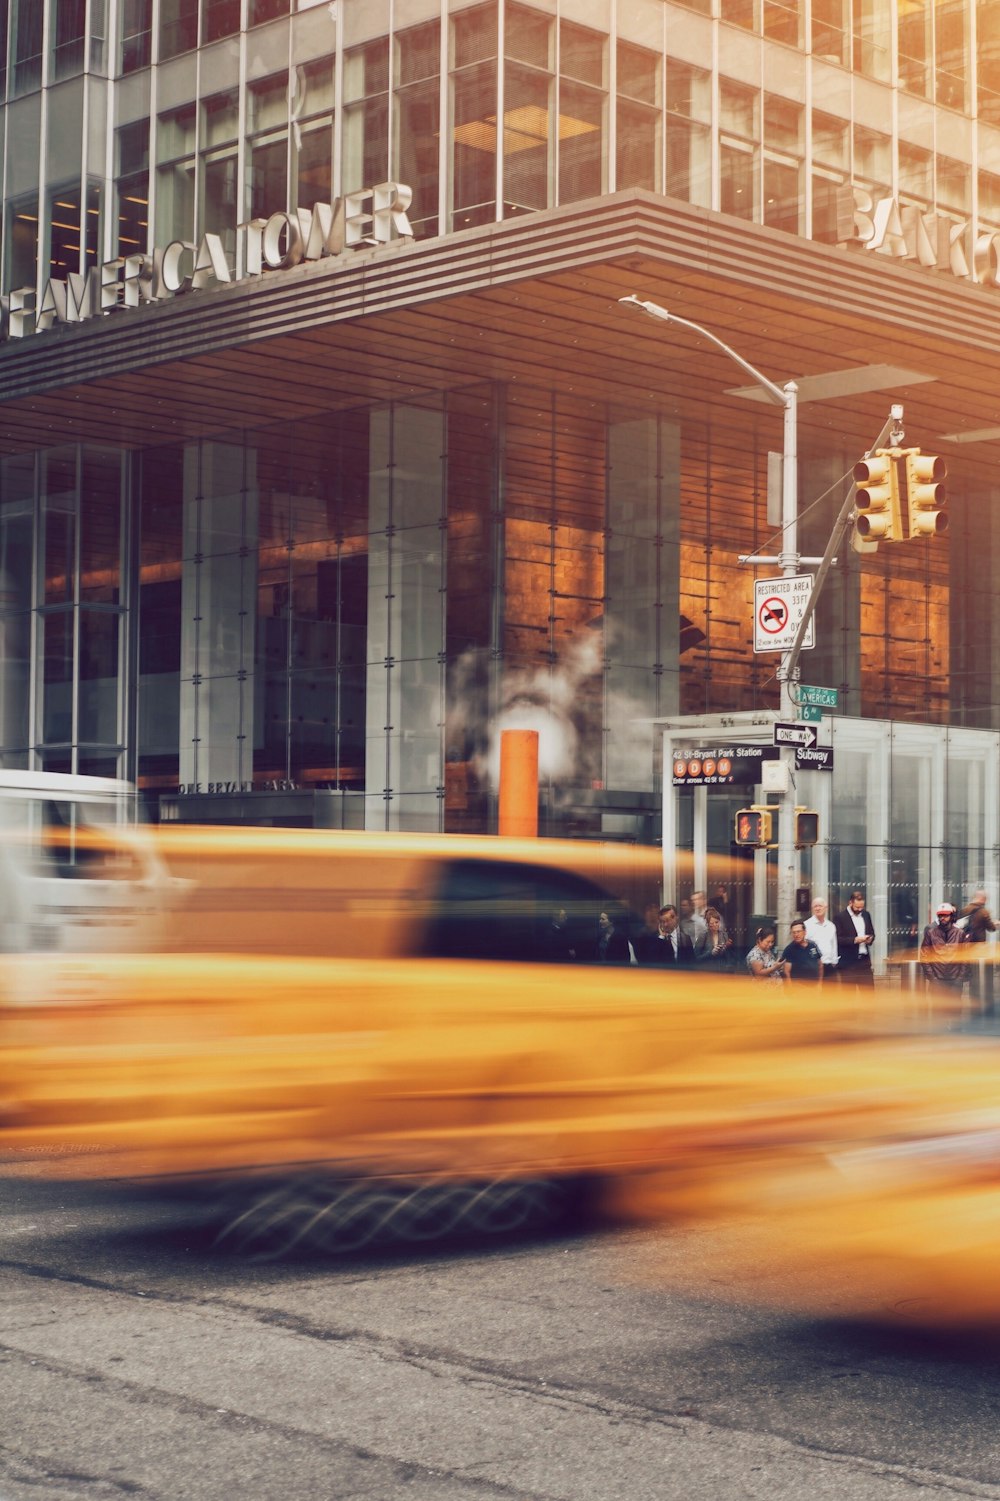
[834,889,876,987]
[636,905,695,967]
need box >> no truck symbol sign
[758,596,788,635]
[753,575,815,653]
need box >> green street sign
[799,704,823,722]
[799,684,838,708]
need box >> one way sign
[773,722,818,749]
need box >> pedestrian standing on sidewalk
[920,902,969,994]
[804,898,839,976]
[833,890,876,988]
[781,920,824,983]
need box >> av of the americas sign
[0,180,413,342]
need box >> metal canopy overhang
[2,189,1000,477]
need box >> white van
[0,772,167,956]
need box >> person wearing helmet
[919,902,969,991]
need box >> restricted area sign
[753,575,815,654]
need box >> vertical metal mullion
[122,450,141,790]
[490,381,506,834]
[28,452,42,770]
[496,0,505,218]
[70,446,82,774]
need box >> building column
[179,441,258,790]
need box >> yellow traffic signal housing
[853,451,902,544]
[903,450,948,538]
[734,808,773,848]
[794,809,819,847]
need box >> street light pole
[619,296,800,935]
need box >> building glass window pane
[43,611,74,745]
[979,170,1000,228]
[936,155,969,216]
[296,125,332,210]
[121,0,152,72]
[560,20,606,88]
[344,44,387,193]
[898,0,931,98]
[763,0,800,46]
[248,75,289,218]
[115,120,149,257]
[812,111,849,171]
[250,0,290,23]
[720,0,756,29]
[763,157,800,234]
[666,120,710,207]
[0,0,9,98]
[12,0,42,93]
[202,0,240,44]
[666,59,711,124]
[617,40,659,107]
[852,0,890,82]
[979,0,1000,125]
[764,95,801,154]
[720,142,755,219]
[453,60,498,227]
[812,171,844,242]
[155,104,196,243]
[452,2,497,70]
[5,194,38,290]
[344,38,390,102]
[397,81,440,237]
[49,185,84,279]
[343,96,388,195]
[506,2,551,70]
[812,0,846,63]
[558,81,604,203]
[501,62,548,217]
[936,0,967,111]
[54,0,87,80]
[78,609,121,745]
[159,0,198,61]
[899,142,932,206]
[719,78,758,141]
[617,99,659,191]
[396,16,439,85]
[854,124,891,198]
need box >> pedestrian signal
[734,808,773,848]
[853,451,901,545]
[794,809,819,847]
[902,450,948,538]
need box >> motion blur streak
[7,820,1000,1324]
[612,994,1000,1327]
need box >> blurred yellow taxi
[0,829,710,1196]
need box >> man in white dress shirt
[804,897,839,973]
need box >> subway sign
[0,180,413,342]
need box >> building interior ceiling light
[454,105,599,154]
[728,363,937,404]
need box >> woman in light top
[745,926,784,981]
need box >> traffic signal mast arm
[780,408,902,698]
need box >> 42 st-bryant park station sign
[0,180,414,342]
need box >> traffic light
[902,450,948,538]
[794,809,819,847]
[734,808,773,847]
[853,450,901,545]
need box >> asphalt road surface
[3,1173,1000,1501]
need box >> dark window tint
[422,859,619,963]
